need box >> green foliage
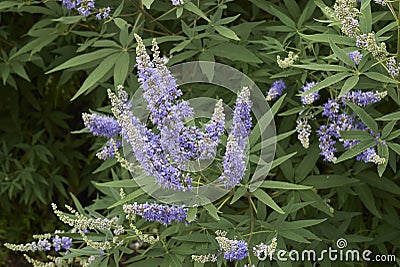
[1,0,400,266]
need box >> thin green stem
[247,195,255,244]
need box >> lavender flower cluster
[266,78,387,165]
[348,51,363,65]
[318,90,387,164]
[214,230,248,261]
[83,36,252,191]
[123,202,188,225]
[60,0,111,19]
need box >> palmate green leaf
[216,14,241,25]
[299,33,354,46]
[345,101,378,133]
[376,21,397,37]
[230,186,247,204]
[363,72,399,83]
[253,188,284,214]
[301,175,359,189]
[250,129,295,153]
[249,109,273,148]
[359,0,372,33]
[176,7,183,18]
[278,107,304,116]
[93,40,121,48]
[11,33,59,60]
[293,64,349,72]
[269,5,296,29]
[298,190,333,216]
[335,139,375,163]
[113,0,124,17]
[260,181,312,190]
[172,233,210,242]
[108,188,145,209]
[210,43,261,63]
[52,16,82,24]
[339,130,373,140]
[381,120,396,138]
[0,1,22,10]
[271,151,297,169]
[339,76,359,97]
[329,39,354,67]
[10,62,30,81]
[46,48,118,74]
[354,184,381,218]
[301,72,351,96]
[270,69,303,78]
[186,207,197,222]
[71,53,119,101]
[167,50,198,65]
[284,0,300,18]
[69,193,86,215]
[387,129,400,140]
[93,158,117,174]
[297,0,316,28]
[168,247,196,255]
[163,253,182,267]
[184,2,210,22]
[360,171,400,195]
[276,218,327,230]
[213,25,240,41]
[279,230,310,243]
[270,93,286,115]
[142,0,155,9]
[0,63,10,85]
[295,144,320,180]
[376,110,400,121]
